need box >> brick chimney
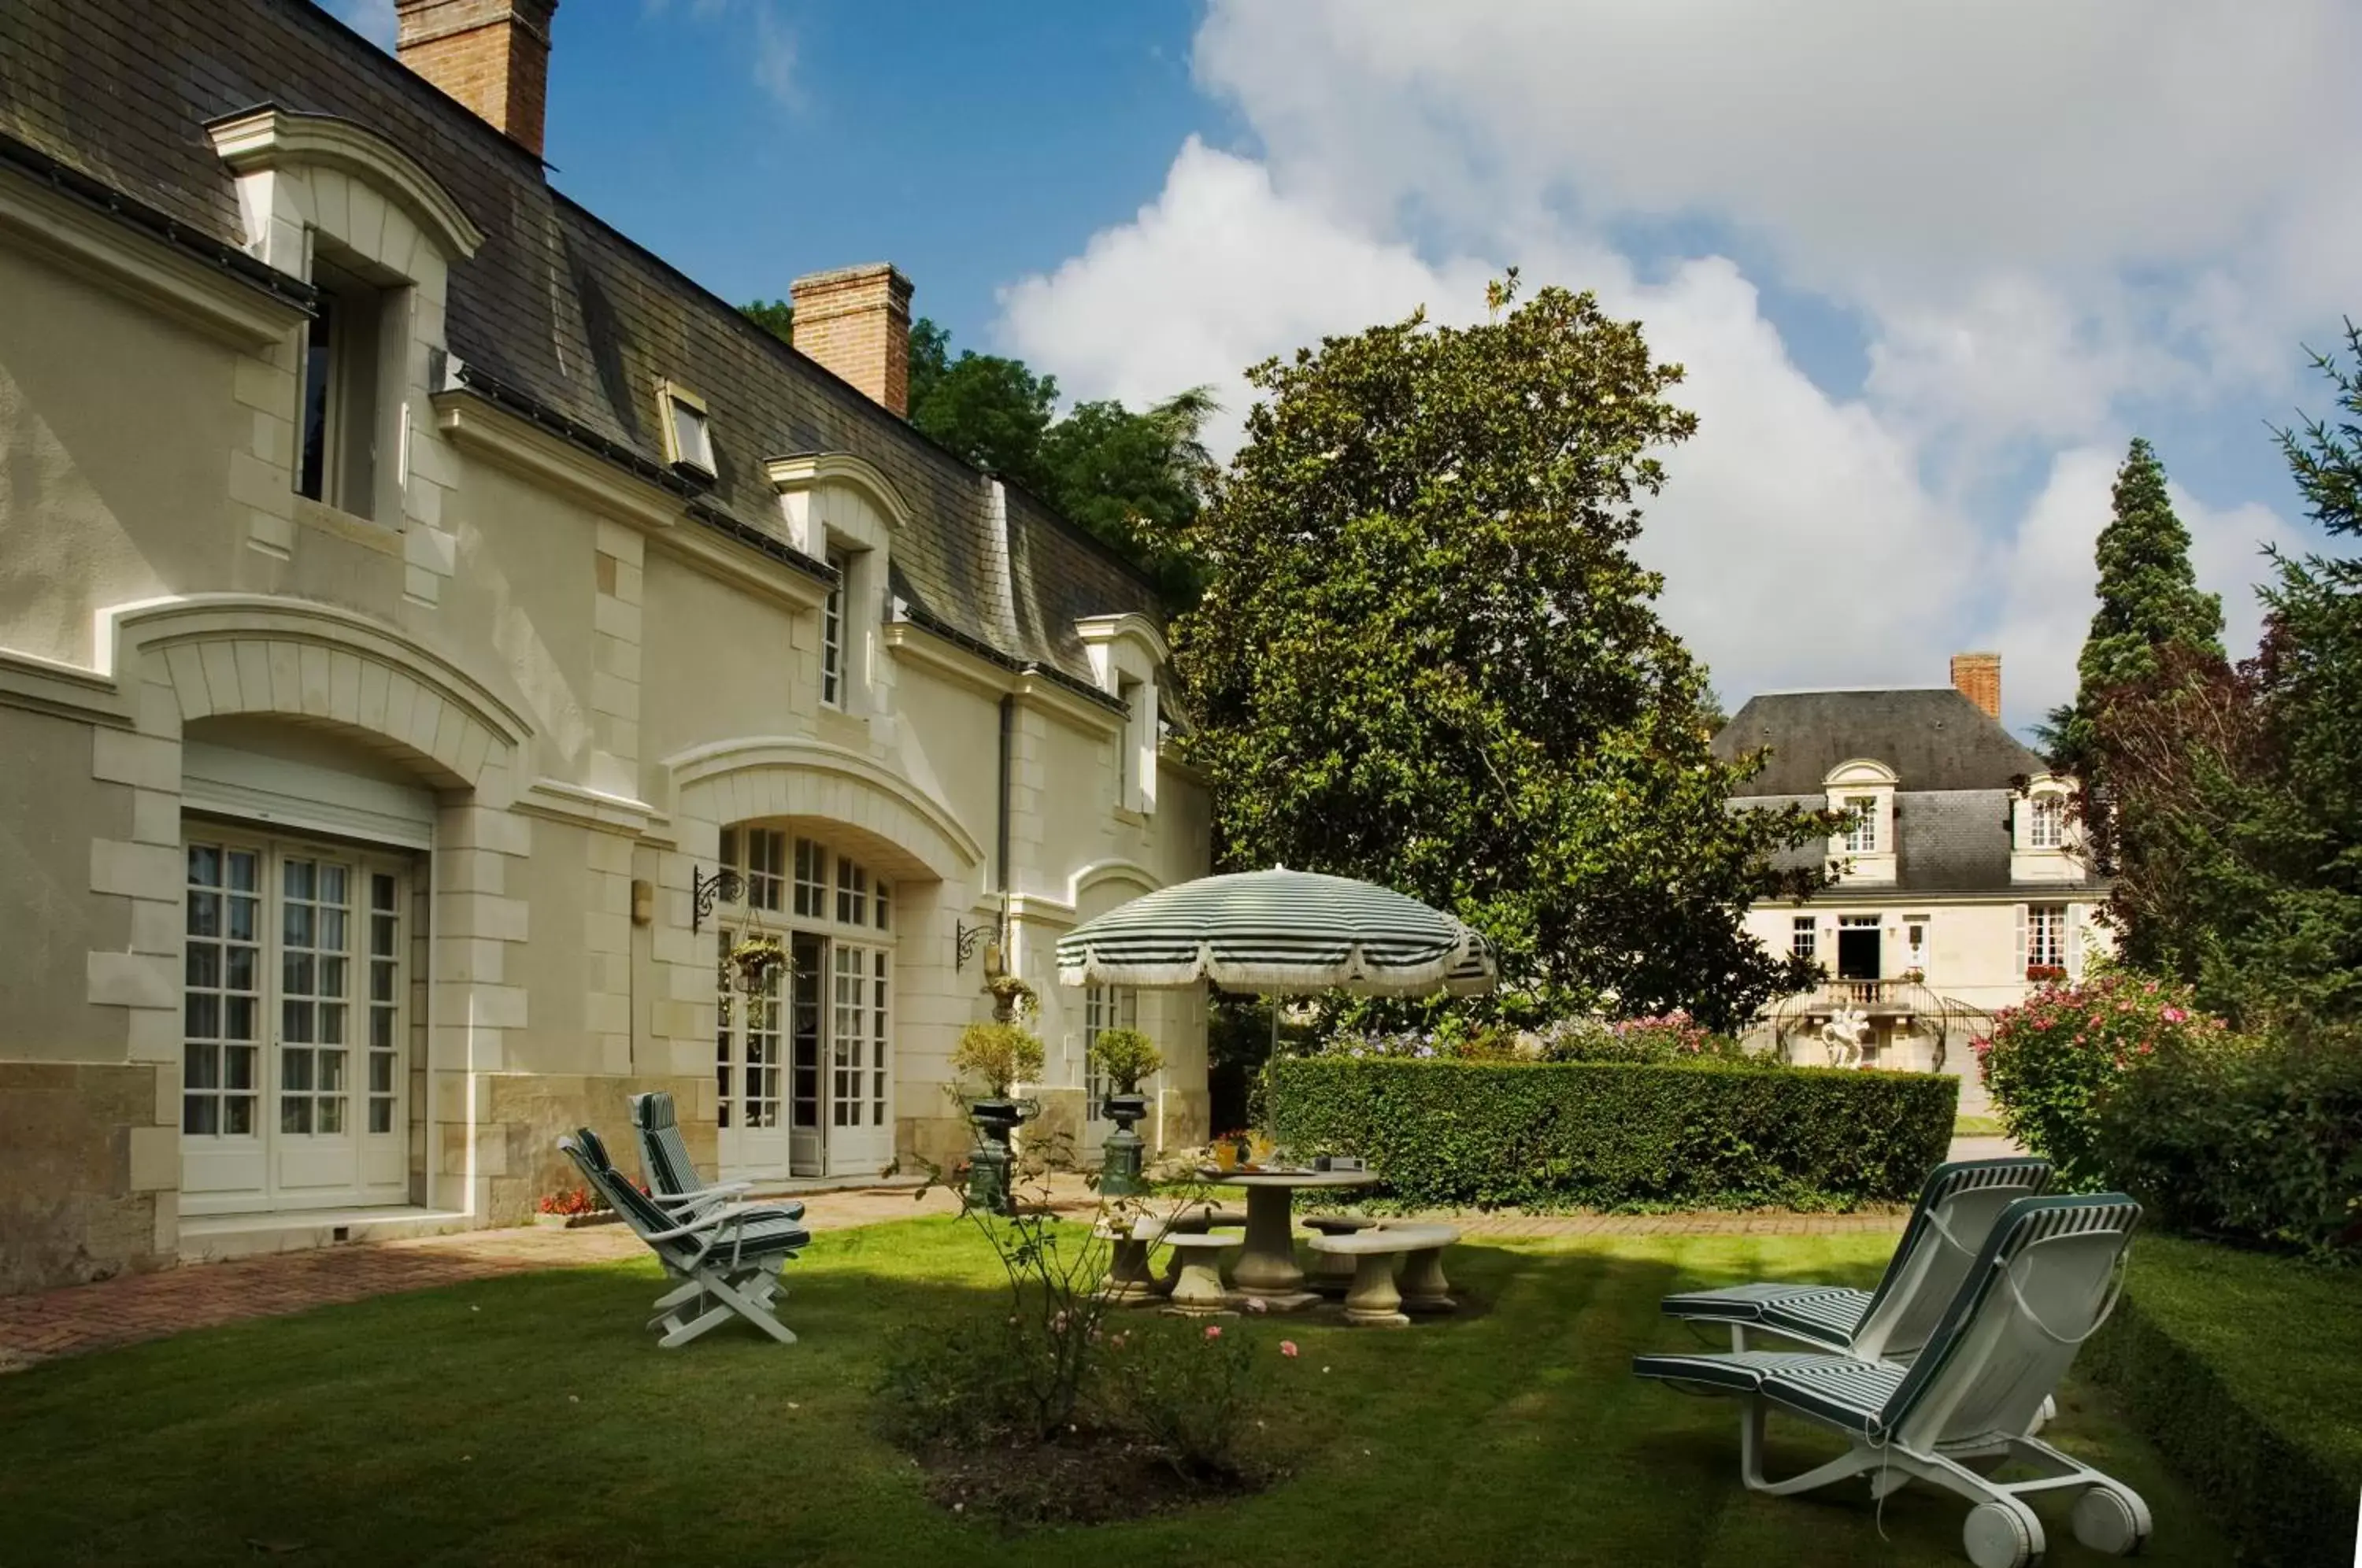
[1950,652,2001,720]
[396,0,558,159]
[790,264,915,417]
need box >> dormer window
[820,547,849,708]
[2028,794,2065,849]
[294,251,392,519]
[661,381,716,476]
[1842,795,1879,853]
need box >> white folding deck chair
[1635,1194,2149,1568]
[560,1129,809,1349]
[1660,1156,2054,1360]
[629,1090,804,1224]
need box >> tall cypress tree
[2046,438,2225,772]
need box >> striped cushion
[1632,1350,1908,1436]
[631,1091,701,1197]
[710,1215,809,1261]
[1657,1283,1871,1349]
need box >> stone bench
[1159,1231,1242,1317]
[1301,1213,1382,1297]
[1307,1223,1460,1326]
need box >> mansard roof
[1714,688,2049,797]
[0,0,1158,693]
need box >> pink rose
[1280,1341,1300,1358]
[1204,1325,1222,1340]
[2162,1007,2187,1023]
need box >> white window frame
[1842,795,1879,853]
[1789,915,1817,964]
[2027,904,2068,970]
[1083,982,1140,1108]
[820,546,849,709]
[2028,793,2067,849]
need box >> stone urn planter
[1098,1092,1151,1197]
[965,1096,1028,1216]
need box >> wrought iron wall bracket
[691,865,745,934]
[954,918,993,972]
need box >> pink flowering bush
[1973,970,2230,1189]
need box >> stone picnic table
[1198,1167,1376,1311]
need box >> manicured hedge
[2083,1234,2362,1566]
[1268,1057,1956,1210]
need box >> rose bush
[1973,971,2231,1189]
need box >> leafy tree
[908,348,1060,493]
[1172,276,1834,1032]
[2086,324,2362,1026]
[739,297,794,345]
[2045,437,2225,774]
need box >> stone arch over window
[104,596,528,793]
[665,736,983,886]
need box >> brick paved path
[0,1180,1904,1374]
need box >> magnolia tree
[1173,276,1831,1032]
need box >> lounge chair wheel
[2070,1485,2150,1555]
[1964,1500,2044,1568]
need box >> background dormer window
[820,547,848,708]
[1842,795,1879,853]
[661,381,715,475]
[295,253,389,519]
[2029,794,2066,849]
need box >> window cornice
[206,107,485,261]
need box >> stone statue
[1820,1005,1872,1069]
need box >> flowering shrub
[1099,1320,1281,1481]
[1323,1011,1751,1065]
[535,1186,612,1216]
[1973,971,2229,1189]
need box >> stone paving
[0,1175,1913,1374]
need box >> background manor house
[0,0,1210,1295]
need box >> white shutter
[2013,904,2028,976]
[181,740,434,849]
[2068,905,2085,978]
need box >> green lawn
[0,1219,2232,1567]
[1952,1114,2008,1138]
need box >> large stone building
[0,0,1211,1294]
[1718,654,2110,1104]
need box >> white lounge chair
[1660,1156,2055,1360]
[1635,1194,2149,1568]
[560,1128,809,1349]
[629,1090,804,1223]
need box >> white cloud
[642,0,799,110]
[993,1,2346,734]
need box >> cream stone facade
[0,0,1210,1294]
[1714,664,2112,1111]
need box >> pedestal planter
[1098,1092,1150,1196]
[966,1098,1026,1216]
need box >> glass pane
[283,1047,313,1091]
[284,903,313,948]
[282,1097,312,1135]
[283,1000,313,1045]
[227,948,257,993]
[320,1004,346,1045]
[226,1045,256,1089]
[186,943,220,989]
[225,1096,255,1135]
[285,860,315,900]
[371,1008,394,1050]
[185,993,220,1039]
[320,957,347,997]
[225,996,256,1041]
[187,892,220,938]
[319,1096,345,1135]
[372,871,396,912]
[184,1095,217,1135]
[284,952,315,997]
[320,864,348,905]
[369,1100,393,1134]
[372,960,395,1004]
[184,1044,219,1089]
[228,851,258,892]
[372,914,397,959]
[228,897,257,943]
[369,1054,394,1093]
[188,845,220,889]
[320,910,347,953]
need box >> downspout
[996,692,1015,898]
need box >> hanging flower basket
[729,934,790,991]
[984,972,1039,1019]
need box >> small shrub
[953,1021,1046,1099]
[1098,1321,1275,1481]
[1531,1013,1753,1063]
[535,1186,608,1216]
[1087,1028,1163,1094]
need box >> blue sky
[335,1,2361,737]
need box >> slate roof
[0,0,1155,696]
[1713,689,2048,797]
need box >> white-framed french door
[712,825,898,1182]
[1080,982,1138,1145]
[180,828,412,1215]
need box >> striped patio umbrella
[1055,868,1496,998]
